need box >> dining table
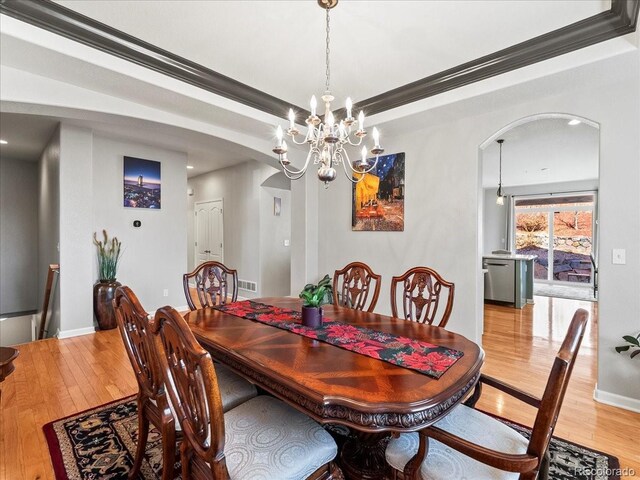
[184,297,484,480]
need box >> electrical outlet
[163,289,169,297]
[612,249,626,265]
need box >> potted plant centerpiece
[299,274,332,328]
[93,230,123,330]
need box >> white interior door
[194,200,224,268]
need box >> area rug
[44,396,622,480]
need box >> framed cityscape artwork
[352,152,405,231]
[123,156,161,209]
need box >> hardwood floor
[1,296,638,479]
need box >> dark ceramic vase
[301,306,323,328]
[93,280,122,330]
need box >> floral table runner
[213,300,464,379]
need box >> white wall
[58,124,94,334]
[483,179,599,254]
[187,160,288,298]
[260,186,291,297]
[38,128,61,337]
[92,134,188,311]
[315,51,640,405]
[0,157,39,314]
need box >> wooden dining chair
[183,261,238,311]
[390,266,455,328]
[113,286,178,480]
[385,308,589,480]
[150,305,343,480]
[332,261,381,313]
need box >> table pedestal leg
[339,431,392,480]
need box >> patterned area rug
[44,396,621,480]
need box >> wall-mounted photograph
[352,152,405,231]
[123,156,161,209]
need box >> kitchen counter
[483,253,537,261]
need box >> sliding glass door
[513,193,596,286]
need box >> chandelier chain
[325,7,331,93]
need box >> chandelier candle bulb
[288,109,295,129]
[372,127,380,148]
[358,111,365,131]
[276,125,283,146]
[310,95,317,117]
[360,146,368,167]
[346,97,353,118]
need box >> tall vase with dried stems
[93,230,122,330]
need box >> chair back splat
[391,266,455,328]
[113,286,177,480]
[332,261,381,313]
[151,306,228,478]
[183,261,238,310]
[113,286,163,402]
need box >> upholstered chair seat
[222,395,338,480]
[386,405,528,479]
[385,309,588,480]
[150,362,257,429]
[213,363,258,412]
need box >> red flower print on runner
[214,300,463,379]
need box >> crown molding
[354,0,639,116]
[1,0,638,120]
[0,0,303,119]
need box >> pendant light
[496,139,505,205]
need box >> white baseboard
[57,326,96,339]
[593,385,640,413]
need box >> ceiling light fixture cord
[270,0,384,186]
[325,6,331,94]
[496,138,505,205]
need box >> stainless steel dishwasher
[483,258,515,303]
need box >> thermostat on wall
[133,220,141,227]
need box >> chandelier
[496,139,505,205]
[272,0,384,186]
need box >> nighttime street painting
[123,156,161,209]
[352,152,405,231]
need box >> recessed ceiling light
[186,165,194,169]
[0,139,7,144]
[568,119,581,126]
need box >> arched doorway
[478,113,600,331]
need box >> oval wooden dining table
[184,297,484,480]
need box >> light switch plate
[612,249,626,265]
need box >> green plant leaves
[94,230,122,281]
[615,333,640,359]
[299,275,332,307]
